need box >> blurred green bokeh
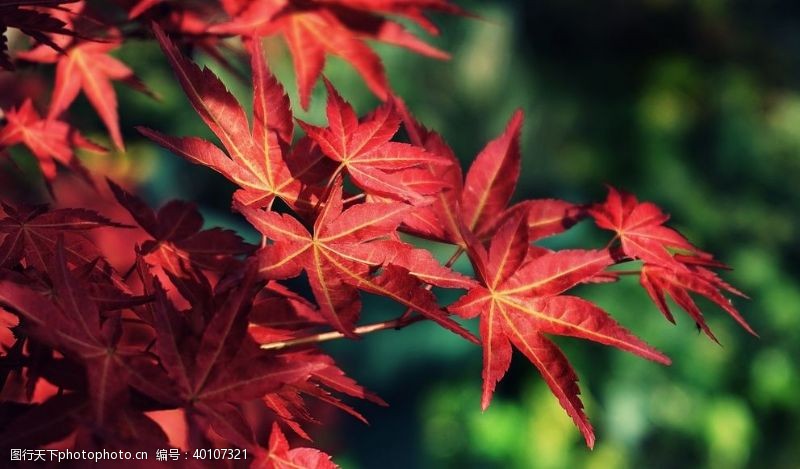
[42,0,800,467]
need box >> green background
[21,0,800,467]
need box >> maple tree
[0,0,756,466]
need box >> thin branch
[612,269,641,276]
[444,246,465,268]
[260,315,426,351]
[342,193,366,205]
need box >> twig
[612,269,641,276]
[260,315,426,351]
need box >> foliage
[0,0,757,466]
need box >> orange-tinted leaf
[0,0,78,70]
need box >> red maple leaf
[212,0,459,108]
[129,266,321,447]
[640,258,755,341]
[299,82,449,203]
[108,179,254,274]
[17,2,150,149]
[240,181,476,339]
[0,394,168,451]
[0,0,762,459]
[397,102,584,246]
[264,350,388,438]
[589,187,754,340]
[588,187,703,267]
[255,422,338,469]
[249,281,329,344]
[0,240,131,424]
[141,24,329,212]
[0,99,104,185]
[0,306,18,356]
[449,214,670,447]
[0,0,79,70]
[0,203,128,272]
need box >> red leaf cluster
[0,0,755,465]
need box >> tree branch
[260,315,426,351]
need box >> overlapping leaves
[0,1,757,464]
[449,214,670,447]
[588,187,756,342]
[211,0,461,108]
[241,181,476,339]
[140,24,321,211]
[0,0,78,70]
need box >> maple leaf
[17,2,150,150]
[588,187,753,340]
[249,281,329,344]
[240,182,477,340]
[2,257,148,315]
[141,24,328,211]
[0,240,130,424]
[108,179,254,274]
[128,267,320,447]
[397,102,584,245]
[449,214,670,447]
[483,198,584,244]
[588,187,704,268]
[640,259,755,342]
[303,350,386,408]
[0,392,173,453]
[0,306,18,356]
[212,0,458,108]
[263,350,387,437]
[254,422,338,469]
[0,203,129,272]
[0,394,87,448]
[299,82,449,203]
[0,0,78,70]
[0,99,104,185]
